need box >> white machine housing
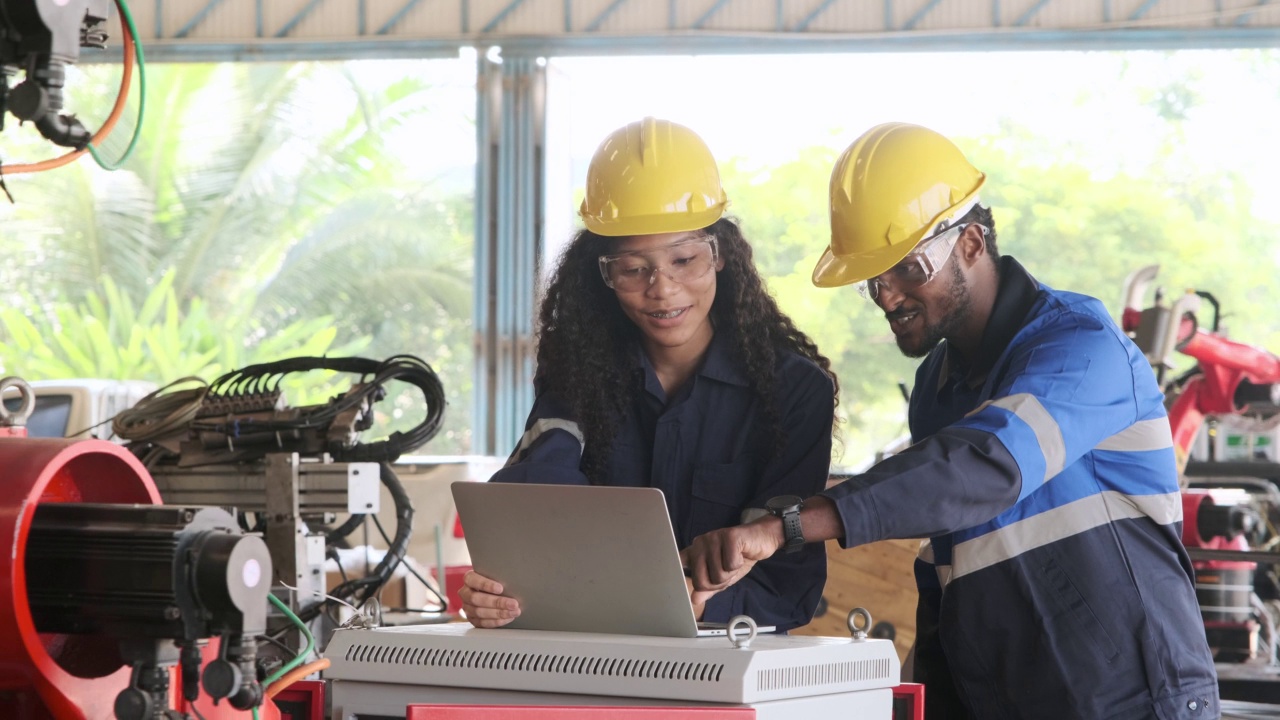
[325,623,899,719]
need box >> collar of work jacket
[634,329,750,403]
[936,255,1041,394]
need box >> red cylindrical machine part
[1182,491,1211,548]
[1181,330,1280,385]
[0,439,160,720]
[1182,490,1257,625]
[1182,491,1256,564]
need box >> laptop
[450,481,775,638]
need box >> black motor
[26,504,272,719]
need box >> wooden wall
[792,538,921,665]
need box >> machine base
[331,682,892,720]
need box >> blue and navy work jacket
[491,332,834,631]
[823,257,1218,720]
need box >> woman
[461,117,839,632]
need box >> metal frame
[473,52,544,455]
[132,0,1280,53]
[74,1,1270,63]
[147,455,381,613]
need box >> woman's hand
[458,570,521,628]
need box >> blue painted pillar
[473,49,545,456]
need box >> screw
[366,502,373,509]
[164,606,181,620]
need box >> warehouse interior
[3,1,1280,718]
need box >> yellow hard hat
[579,117,729,237]
[813,122,986,288]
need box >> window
[0,58,478,454]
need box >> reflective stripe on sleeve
[917,540,934,564]
[505,418,584,466]
[986,393,1066,479]
[1093,417,1173,452]
[917,540,953,588]
[947,490,1181,584]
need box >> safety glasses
[598,236,720,293]
[857,224,982,301]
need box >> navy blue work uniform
[823,257,1217,719]
[492,332,834,631]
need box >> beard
[896,260,972,359]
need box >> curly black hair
[535,217,840,483]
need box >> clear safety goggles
[857,223,986,301]
[598,236,720,293]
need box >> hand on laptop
[681,517,785,594]
[684,576,713,620]
[459,570,521,628]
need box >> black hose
[323,513,367,547]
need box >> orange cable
[3,0,135,175]
[263,658,331,700]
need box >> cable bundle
[119,354,445,465]
[112,376,209,446]
[194,354,445,462]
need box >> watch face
[766,495,804,514]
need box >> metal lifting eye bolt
[848,607,872,642]
[0,377,36,426]
[727,615,758,649]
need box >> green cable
[87,0,145,170]
[254,593,317,719]
[265,593,316,682]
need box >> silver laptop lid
[451,482,700,638]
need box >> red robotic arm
[1122,265,1280,466]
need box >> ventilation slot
[756,657,894,692]
[347,643,725,683]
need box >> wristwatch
[765,495,805,554]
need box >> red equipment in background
[0,377,279,720]
[0,436,154,718]
[1121,265,1280,467]
[1122,265,1280,668]
[1182,491,1264,661]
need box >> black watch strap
[779,508,804,554]
[765,495,805,554]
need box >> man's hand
[684,576,714,620]
[681,517,785,594]
[458,570,521,628]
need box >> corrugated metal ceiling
[118,0,1280,60]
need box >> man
[683,122,1219,719]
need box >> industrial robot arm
[0,0,111,147]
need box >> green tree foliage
[0,61,475,454]
[0,272,366,390]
